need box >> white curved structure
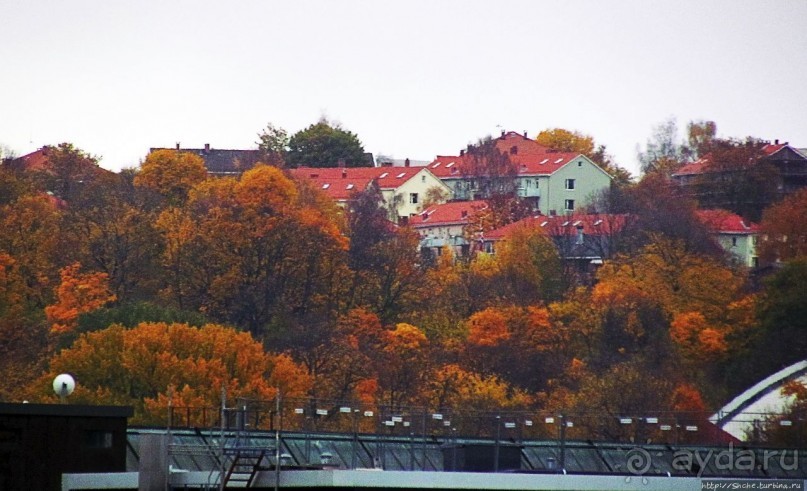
[710,360,807,440]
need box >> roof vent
[379,172,389,178]
[555,158,564,164]
[540,158,549,164]
[396,172,406,178]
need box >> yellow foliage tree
[29,322,312,425]
[134,149,207,205]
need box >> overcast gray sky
[2,0,806,176]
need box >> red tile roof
[485,213,629,240]
[674,157,709,176]
[288,166,434,201]
[761,143,787,156]
[13,148,51,171]
[674,141,803,177]
[409,200,488,228]
[429,131,583,178]
[695,209,759,234]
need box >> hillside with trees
[1,122,805,445]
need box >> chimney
[500,129,506,138]
[204,143,210,153]
[176,142,180,150]
[405,158,410,167]
[341,168,347,178]
[775,139,779,145]
[523,130,528,138]
[460,149,465,156]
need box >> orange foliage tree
[45,263,116,335]
[759,188,807,262]
[29,322,312,425]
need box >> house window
[565,179,576,190]
[732,237,737,247]
[564,199,575,211]
[578,161,582,167]
[421,175,426,183]
[410,193,419,204]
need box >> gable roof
[696,209,759,235]
[673,141,806,178]
[409,200,488,228]
[8,147,113,177]
[289,166,445,201]
[485,213,629,241]
[429,131,607,178]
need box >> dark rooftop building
[0,402,133,491]
[149,143,261,177]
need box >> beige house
[289,166,451,223]
[409,200,488,257]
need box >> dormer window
[396,172,406,178]
[379,172,389,178]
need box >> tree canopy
[286,120,368,168]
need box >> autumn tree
[0,194,62,309]
[748,380,807,447]
[638,118,686,177]
[256,122,289,167]
[286,119,368,168]
[45,263,116,335]
[536,128,631,186]
[374,322,430,409]
[758,188,807,262]
[460,137,519,199]
[134,149,208,205]
[344,184,424,323]
[620,173,721,257]
[28,322,312,425]
[58,172,163,302]
[593,235,746,375]
[753,259,807,373]
[155,165,349,336]
[684,120,717,160]
[270,308,383,401]
[463,306,568,393]
[492,221,564,304]
[31,143,103,201]
[693,137,776,221]
[0,252,49,401]
[425,364,532,414]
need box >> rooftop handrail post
[494,414,501,473]
[274,390,281,491]
[559,414,566,472]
